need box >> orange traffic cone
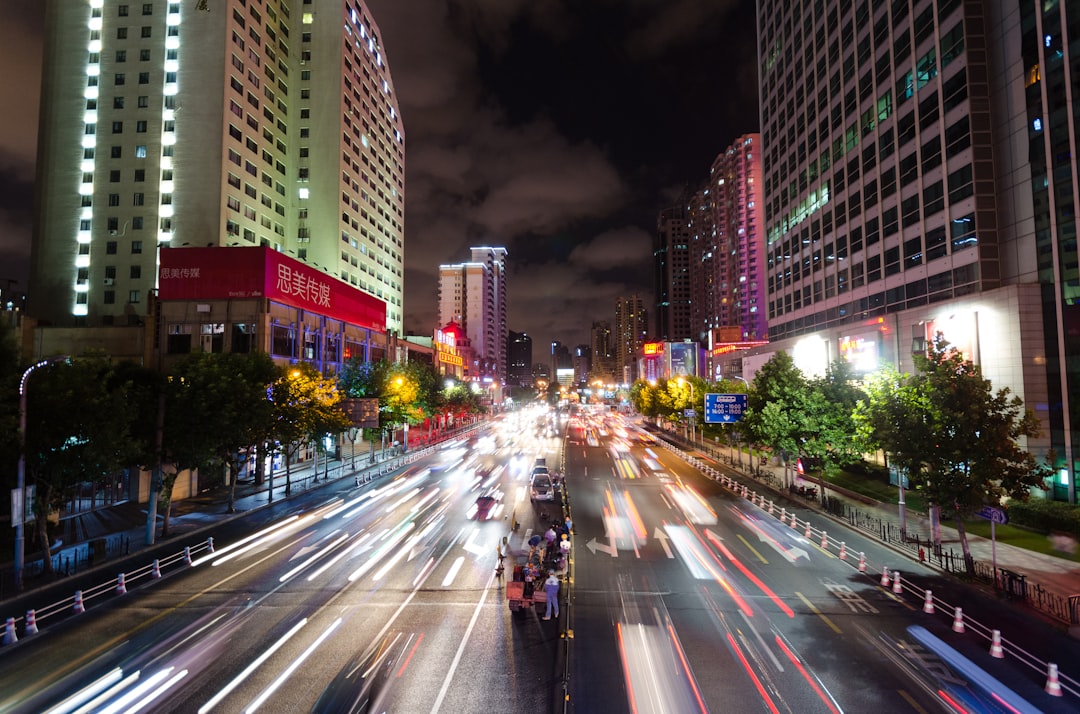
[922,589,934,614]
[1045,663,1063,696]
[989,629,1004,658]
[73,590,85,614]
[892,571,903,594]
[820,531,828,549]
[804,522,812,538]
[151,558,161,579]
[24,609,38,636]
[858,552,867,572]
[881,567,890,587]
[839,542,847,560]
[116,572,127,595]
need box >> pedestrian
[564,515,573,535]
[543,571,560,620]
[559,533,571,558]
[544,525,557,548]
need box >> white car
[530,473,555,502]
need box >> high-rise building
[589,320,615,383]
[438,246,507,381]
[710,135,766,341]
[572,344,591,385]
[614,294,648,383]
[756,0,1076,499]
[687,186,717,342]
[30,0,405,332]
[655,203,693,341]
[507,330,533,387]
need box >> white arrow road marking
[654,527,674,558]
[462,528,489,555]
[586,537,618,557]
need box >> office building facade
[437,246,508,381]
[507,330,533,387]
[614,294,648,383]
[655,203,693,341]
[31,0,405,334]
[756,0,1077,499]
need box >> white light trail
[190,516,301,567]
[279,533,351,583]
[44,668,123,714]
[197,619,308,714]
[244,618,342,713]
[441,556,465,587]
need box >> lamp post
[15,355,69,592]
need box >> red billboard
[158,246,386,331]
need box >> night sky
[0,0,759,351]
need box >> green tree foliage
[269,362,350,495]
[855,334,1049,568]
[799,359,867,473]
[24,357,146,574]
[742,351,808,466]
[165,352,278,513]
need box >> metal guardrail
[657,438,1080,702]
[3,537,215,646]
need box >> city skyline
[0,0,759,349]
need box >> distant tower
[438,246,508,381]
[655,203,693,341]
[507,330,533,387]
[614,294,647,383]
[590,320,615,382]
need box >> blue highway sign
[704,393,747,423]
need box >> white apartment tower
[438,246,508,381]
[31,0,405,332]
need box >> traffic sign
[704,393,747,423]
[975,505,1008,525]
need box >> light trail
[244,617,342,713]
[197,618,308,713]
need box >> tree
[856,334,1049,570]
[24,357,144,575]
[269,362,350,495]
[798,359,867,488]
[165,352,277,514]
[742,351,809,478]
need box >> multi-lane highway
[0,409,566,713]
[565,409,1080,714]
[6,405,1080,714]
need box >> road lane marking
[736,534,769,564]
[794,591,842,634]
[429,565,499,714]
[654,527,674,558]
[441,556,466,587]
[896,689,929,714]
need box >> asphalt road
[6,406,1079,714]
[564,410,1080,714]
[0,410,567,713]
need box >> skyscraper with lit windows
[438,247,508,381]
[30,0,405,333]
[755,0,1079,500]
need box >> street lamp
[15,355,69,591]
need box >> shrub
[1005,498,1080,538]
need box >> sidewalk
[0,440,446,603]
[662,429,1080,606]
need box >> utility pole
[146,391,165,545]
